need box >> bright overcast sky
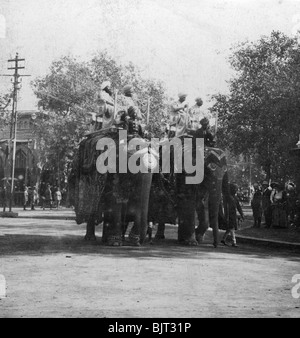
[0,0,300,110]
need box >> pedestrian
[23,186,29,210]
[31,186,39,210]
[262,180,272,228]
[251,183,263,228]
[286,182,297,226]
[44,184,53,210]
[221,182,244,247]
[0,185,7,212]
[55,187,62,209]
[270,182,288,228]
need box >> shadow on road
[1,229,299,263]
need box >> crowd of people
[250,180,298,229]
[22,183,64,211]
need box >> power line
[0,53,31,213]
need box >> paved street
[0,214,299,318]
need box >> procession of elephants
[68,125,230,249]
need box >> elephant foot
[196,234,205,244]
[107,235,123,246]
[179,239,198,246]
[127,232,141,247]
[84,234,97,241]
[154,234,165,240]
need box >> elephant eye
[208,162,217,171]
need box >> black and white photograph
[0,0,300,321]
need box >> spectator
[286,182,297,226]
[270,182,288,228]
[251,183,263,228]
[0,185,7,212]
[31,187,39,210]
[44,184,53,210]
[23,186,29,210]
[262,180,272,228]
[221,182,244,247]
[55,187,62,209]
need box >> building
[0,109,40,205]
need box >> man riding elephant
[69,84,155,246]
[149,110,229,247]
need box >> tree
[210,31,300,182]
[31,52,170,182]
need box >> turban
[178,92,187,98]
[123,85,133,95]
[101,81,111,90]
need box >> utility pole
[0,53,30,214]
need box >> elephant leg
[177,199,198,246]
[122,221,129,240]
[155,222,166,240]
[84,216,97,241]
[195,194,209,244]
[107,202,123,246]
[129,173,153,245]
[209,183,222,248]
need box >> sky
[0,0,300,111]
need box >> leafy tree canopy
[30,52,169,177]
[210,31,300,182]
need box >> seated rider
[95,80,115,130]
[194,117,215,147]
[117,85,143,137]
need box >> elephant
[148,138,229,248]
[68,128,156,246]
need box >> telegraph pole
[0,53,30,214]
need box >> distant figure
[44,184,53,210]
[286,182,297,226]
[221,183,244,247]
[0,185,7,212]
[23,186,29,211]
[31,186,39,210]
[261,180,272,228]
[251,183,262,228]
[270,182,288,228]
[55,188,62,209]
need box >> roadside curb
[235,234,300,252]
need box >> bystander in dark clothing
[31,187,38,210]
[44,185,53,210]
[0,186,7,212]
[23,187,29,210]
[286,182,297,226]
[270,182,288,228]
[221,183,244,247]
[262,181,272,228]
[251,183,262,228]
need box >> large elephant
[68,128,155,246]
[148,139,229,248]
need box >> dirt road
[0,218,299,318]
